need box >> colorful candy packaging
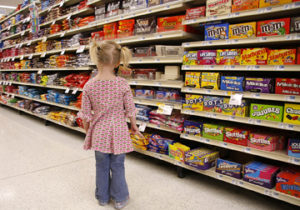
[169,142,190,162]
[183,94,204,111]
[224,127,249,146]
[232,0,259,12]
[201,72,220,90]
[222,98,248,117]
[205,23,229,40]
[206,0,232,16]
[268,49,296,65]
[135,89,155,99]
[183,120,203,136]
[216,49,241,65]
[250,103,283,122]
[240,48,269,65]
[290,16,300,33]
[283,103,300,125]
[298,47,300,64]
[197,50,217,65]
[257,18,290,37]
[148,134,175,154]
[245,78,273,93]
[203,123,224,141]
[244,161,280,189]
[276,167,300,198]
[259,0,292,8]
[185,72,201,88]
[275,78,300,95]
[157,15,191,32]
[229,22,256,39]
[248,133,285,151]
[185,6,206,20]
[185,148,219,170]
[220,76,244,92]
[183,51,198,65]
[287,138,300,158]
[203,96,223,113]
[216,158,243,179]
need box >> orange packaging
[268,49,296,65]
[297,47,300,64]
[157,15,189,32]
[103,22,118,40]
[259,0,292,8]
[276,168,300,198]
[240,48,269,65]
[232,0,259,12]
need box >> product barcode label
[61,50,65,55]
[65,88,70,94]
[285,95,295,102]
[41,52,46,57]
[60,32,66,37]
[139,122,147,132]
[72,88,79,94]
[244,147,251,153]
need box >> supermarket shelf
[181,133,300,166]
[133,98,182,110]
[181,87,300,103]
[134,148,300,206]
[182,33,300,48]
[128,79,182,88]
[130,56,182,64]
[87,0,102,6]
[183,2,300,26]
[181,65,300,72]
[134,119,182,134]
[0,67,91,72]
[1,28,30,41]
[0,3,31,24]
[0,17,30,33]
[181,109,300,132]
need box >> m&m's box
[216,158,243,179]
[224,127,249,146]
[206,0,232,16]
[268,49,296,65]
[283,103,300,125]
[250,103,283,122]
[220,76,244,92]
[240,48,269,65]
[183,94,203,111]
[203,96,223,113]
[276,167,300,198]
[216,49,241,65]
[232,0,259,12]
[229,22,256,39]
[288,138,300,158]
[203,123,224,141]
[257,18,290,37]
[290,16,300,33]
[259,0,292,8]
[222,98,248,117]
[201,72,220,90]
[197,50,217,65]
[183,120,203,136]
[183,51,198,65]
[248,132,285,151]
[205,23,229,40]
[275,78,300,95]
[185,72,201,88]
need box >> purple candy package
[216,158,243,179]
[245,78,273,93]
[183,120,203,136]
[197,50,217,65]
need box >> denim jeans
[95,151,129,203]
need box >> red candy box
[185,6,206,20]
[157,15,192,33]
[257,18,290,37]
[275,78,300,96]
[224,127,249,146]
[276,167,300,198]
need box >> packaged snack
[169,142,190,162]
[197,50,217,65]
[268,49,296,65]
[183,51,198,65]
[287,138,300,158]
[224,127,249,146]
[275,78,300,95]
[248,132,284,151]
[216,158,243,179]
[291,16,300,33]
[216,49,241,65]
[155,90,181,102]
[229,22,256,39]
[250,103,283,122]
[185,72,201,88]
[244,161,280,189]
[135,89,155,99]
[245,78,273,93]
[133,46,156,57]
[283,103,300,125]
[201,72,220,90]
[103,22,118,40]
[183,120,203,136]
[276,167,300,198]
[205,23,229,40]
[259,0,292,8]
[183,94,203,111]
[148,134,175,153]
[222,98,248,117]
[185,148,219,170]
[206,0,232,16]
[220,76,244,92]
[257,18,290,37]
[148,0,161,7]
[134,17,156,35]
[155,45,183,57]
[203,96,223,113]
[298,47,300,64]
[157,15,187,32]
[134,69,156,80]
[232,0,259,12]
[185,6,206,20]
[203,123,224,141]
[240,48,269,65]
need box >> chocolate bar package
[245,78,273,93]
[133,46,156,57]
[205,23,229,40]
[229,22,256,39]
[197,50,217,65]
[216,158,243,179]
[220,76,244,92]
[275,78,300,95]
[106,1,122,17]
[291,17,300,33]
[185,6,206,20]
[257,18,290,37]
[206,0,232,16]
[135,17,156,35]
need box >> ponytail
[120,46,132,70]
[89,39,100,65]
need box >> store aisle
[0,106,298,210]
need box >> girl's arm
[78,89,92,132]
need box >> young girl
[78,40,142,209]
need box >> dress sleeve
[77,89,93,122]
[123,82,136,118]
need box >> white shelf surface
[130,56,182,64]
[133,98,182,110]
[133,119,182,134]
[0,67,91,72]
[129,79,182,88]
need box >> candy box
[220,76,244,92]
[268,49,296,65]
[287,138,300,158]
[216,158,243,179]
[134,17,156,35]
[232,0,259,12]
[157,15,190,32]
[283,103,300,125]
[229,22,256,39]
[203,96,223,113]
[257,18,290,37]
[169,142,190,162]
[183,51,198,65]
[183,94,203,111]
[222,98,248,117]
[275,78,300,95]
[135,89,155,99]
[148,134,175,151]
[203,123,224,141]
[185,148,219,170]
[148,0,161,7]
[183,120,203,136]
[201,72,220,90]
[224,127,249,146]
[298,47,300,64]
[244,161,280,189]
[259,0,292,8]
[197,50,217,65]
[248,132,284,151]
[250,103,283,122]
[216,49,241,65]
[291,16,300,33]
[205,23,229,40]
[185,6,206,20]
[206,0,232,16]
[276,167,300,198]
[240,48,269,65]
[103,22,118,40]
[245,78,273,93]
[185,72,201,88]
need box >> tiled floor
[0,106,299,210]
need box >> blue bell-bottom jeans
[95,151,129,203]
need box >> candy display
[149,110,184,132]
[183,94,203,111]
[250,103,284,122]
[185,148,219,170]
[229,22,256,39]
[183,51,198,65]
[185,72,201,88]
[248,132,285,151]
[276,167,300,198]
[259,0,292,8]
[224,127,249,146]
[290,16,300,33]
[216,158,243,179]
[240,48,269,65]
[155,89,181,102]
[157,15,187,32]
[201,72,220,90]
[257,18,290,37]
[283,103,300,125]
[245,78,273,93]
[206,0,232,16]
[232,0,259,12]
[202,123,224,141]
[148,134,175,154]
[169,142,190,162]
[220,76,244,92]
[136,105,152,121]
[131,132,150,151]
[183,120,203,136]
[203,96,223,113]
[117,19,135,38]
[135,89,155,99]
[103,22,118,40]
[268,49,296,65]
[205,23,229,40]
[275,78,300,95]
[133,69,156,80]
[134,17,156,35]
[185,6,206,20]
[197,50,217,65]
[216,49,241,65]
[288,138,300,158]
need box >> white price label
[155,58,160,62]
[205,139,210,143]
[61,50,65,55]
[60,1,64,7]
[244,147,251,153]
[20,55,24,60]
[157,103,173,115]
[76,46,85,53]
[272,191,280,199]
[275,65,285,70]
[12,95,15,98]
[154,82,162,86]
[216,174,223,180]
[19,43,23,48]
[137,59,142,63]
[246,65,253,70]
[72,88,79,94]
[264,189,273,197]
[284,4,292,9]
[21,31,25,36]
[251,93,260,98]
[286,124,294,130]
[226,39,232,44]
[12,57,15,61]
[183,42,190,47]
[229,93,243,106]
[41,52,46,57]
[255,120,262,125]
[289,156,300,165]
[285,35,292,40]
[52,20,56,25]
[232,179,237,185]
[211,113,217,118]
[233,12,240,17]
[27,41,32,46]
[131,81,138,85]
[65,88,70,94]
[67,15,71,20]
[259,37,267,42]
[8,26,11,30]
[285,95,295,102]
[222,142,228,147]
[205,89,211,93]
[238,181,244,186]
[9,82,12,86]
[42,37,47,42]
[184,65,190,70]
[38,69,43,74]
[248,118,254,124]
[140,36,145,40]
[229,115,236,120]
[257,8,265,13]
[29,54,33,59]
[139,122,147,132]
[278,123,284,129]
[60,32,66,37]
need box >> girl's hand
[131,124,144,139]
[83,121,90,132]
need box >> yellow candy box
[283,103,300,125]
[229,22,256,39]
[183,94,203,111]
[185,72,201,88]
[222,98,249,117]
[240,48,269,65]
[201,72,220,90]
[169,143,190,162]
[259,0,292,8]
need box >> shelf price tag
[60,1,64,7]
[19,43,23,48]
[61,50,65,55]
[251,93,260,98]
[41,52,46,57]
[289,156,300,165]
[28,54,33,59]
[52,20,56,25]
[157,103,173,115]
[244,147,251,153]
[264,189,273,197]
[231,179,237,185]
[274,65,285,70]
[42,37,47,42]
[259,37,267,42]
[65,88,70,94]
[183,42,190,47]
[285,35,292,40]
[254,119,262,125]
[38,69,43,74]
[27,41,32,46]
[216,174,223,180]
[76,46,85,53]
[20,55,24,60]
[285,95,295,102]
[139,122,147,132]
[72,88,79,94]
[221,142,228,147]
[286,124,294,130]
[21,31,25,36]
[12,57,15,61]
[154,82,162,86]
[229,93,243,106]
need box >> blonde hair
[89,39,132,70]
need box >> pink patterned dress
[77,76,136,154]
